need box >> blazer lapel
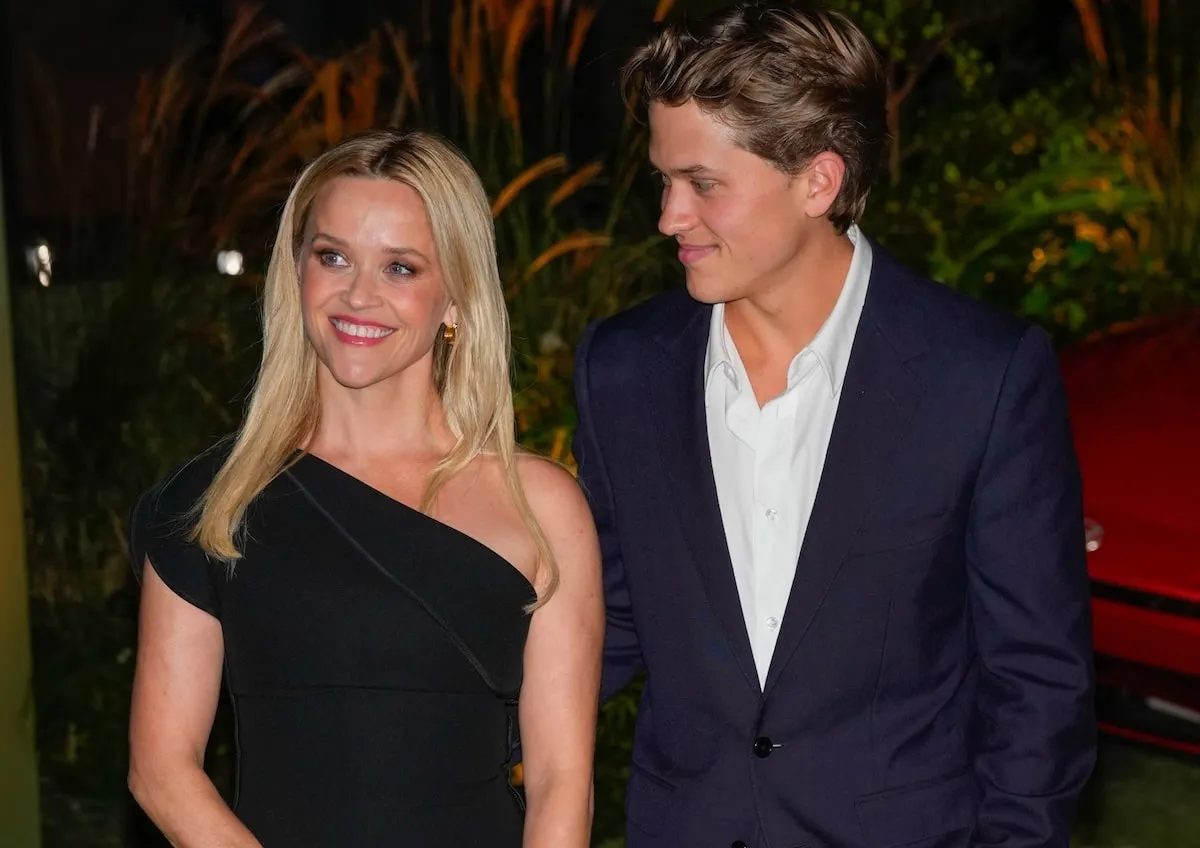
[763,254,929,696]
[645,305,763,697]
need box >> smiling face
[650,100,840,305]
[299,176,456,392]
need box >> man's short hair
[621,1,889,233]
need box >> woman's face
[299,176,456,392]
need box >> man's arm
[966,325,1096,847]
[572,322,645,702]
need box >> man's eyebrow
[649,164,721,176]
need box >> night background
[0,0,1197,845]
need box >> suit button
[752,736,773,758]
[731,842,749,848]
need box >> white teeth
[331,319,395,339]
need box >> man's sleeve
[966,325,1097,847]
[572,322,645,702]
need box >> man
[571,3,1096,846]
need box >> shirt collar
[703,224,873,399]
[705,301,741,394]
[811,224,872,397]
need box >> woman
[127,130,602,847]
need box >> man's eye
[693,181,715,193]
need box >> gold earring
[443,323,458,345]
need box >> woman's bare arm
[517,459,604,848]
[128,561,260,847]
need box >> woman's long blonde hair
[192,129,558,604]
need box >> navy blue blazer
[572,244,1096,848]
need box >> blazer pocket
[855,769,978,847]
[625,762,677,836]
[850,510,954,558]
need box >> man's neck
[724,229,855,405]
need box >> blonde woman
[127,130,602,847]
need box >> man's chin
[684,271,732,305]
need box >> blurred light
[538,329,567,354]
[26,240,52,286]
[217,249,244,276]
[1145,696,1200,725]
[1083,517,1104,553]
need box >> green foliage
[16,271,258,796]
[1069,0,1200,312]
[868,86,1158,338]
[593,677,644,841]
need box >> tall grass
[1070,0,1200,311]
[213,0,674,456]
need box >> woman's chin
[321,364,390,392]
[315,349,427,393]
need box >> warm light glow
[26,240,52,286]
[217,250,245,276]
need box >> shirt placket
[753,401,788,674]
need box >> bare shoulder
[514,452,594,536]
[516,452,600,606]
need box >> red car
[1060,309,1200,755]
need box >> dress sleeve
[129,474,222,619]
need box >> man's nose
[658,184,695,237]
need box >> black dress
[129,447,535,846]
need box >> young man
[572,3,1096,846]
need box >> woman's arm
[128,561,261,847]
[517,458,604,848]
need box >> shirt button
[765,616,779,630]
[765,508,778,520]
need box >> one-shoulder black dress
[129,447,535,846]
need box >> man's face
[649,100,831,304]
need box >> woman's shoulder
[129,440,233,571]
[129,440,237,617]
[513,452,592,531]
[133,438,235,531]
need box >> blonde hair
[192,129,558,604]
[621,1,888,233]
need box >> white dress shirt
[704,225,873,685]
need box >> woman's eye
[318,250,347,267]
[387,262,415,277]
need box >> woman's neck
[305,366,454,463]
